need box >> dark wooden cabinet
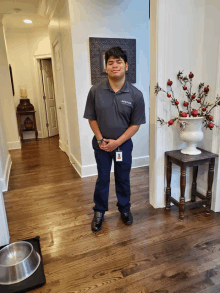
[17,111,38,142]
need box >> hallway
[3,137,220,292]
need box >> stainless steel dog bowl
[0,241,41,285]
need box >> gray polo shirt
[83,79,146,140]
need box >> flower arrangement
[155,71,220,130]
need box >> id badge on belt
[116,147,123,162]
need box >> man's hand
[99,140,108,149]
[100,139,119,152]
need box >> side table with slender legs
[165,148,218,220]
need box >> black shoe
[121,211,133,225]
[91,211,104,232]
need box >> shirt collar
[103,79,130,93]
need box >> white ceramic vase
[179,116,204,155]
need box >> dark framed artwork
[9,64,15,96]
[89,37,136,85]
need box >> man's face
[105,56,128,80]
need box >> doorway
[35,48,70,156]
[38,58,59,138]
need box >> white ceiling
[0,0,40,14]
[3,12,49,30]
[0,0,50,31]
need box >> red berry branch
[155,71,220,130]
[157,117,179,127]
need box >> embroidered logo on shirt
[121,100,132,105]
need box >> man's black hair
[105,47,127,65]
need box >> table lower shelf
[168,196,207,208]
[22,129,36,132]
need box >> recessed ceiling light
[24,20,32,24]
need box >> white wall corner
[1,154,12,192]
[7,140,21,150]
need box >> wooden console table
[165,148,218,220]
[17,111,38,142]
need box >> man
[84,46,146,232]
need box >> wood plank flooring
[3,136,220,293]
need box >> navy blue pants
[92,137,133,214]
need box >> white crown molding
[37,0,59,20]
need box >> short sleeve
[131,94,146,125]
[83,88,97,120]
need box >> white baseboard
[59,139,69,156]
[59,139,62,150]
[81,164,97,178]
[69,153,82,177]
[7,140,21,150]
[38,131,42,138]
[197,186,206,197]
[0,154,12,192]
[131,155,149,169]
[80,155,150,178]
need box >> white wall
[4,26,51,139]
[4,28,36,140]
[68,0,150,177]
[48,0,82,175]
[0,113,11,192]
[0,94,9,188]
[4,28,34,109]
[0,189,10,246]
[0,24,21,151]
[0,19,11,245]
[0,106,10,245]
[201,0,220,211]
[150,0,220,211]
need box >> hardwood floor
[3,136,220,292]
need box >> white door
[41,59,59,137]
[52,40,68,154]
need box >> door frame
[33,53,58,138]
[51,34,71,156]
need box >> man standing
[84,47,146,232]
